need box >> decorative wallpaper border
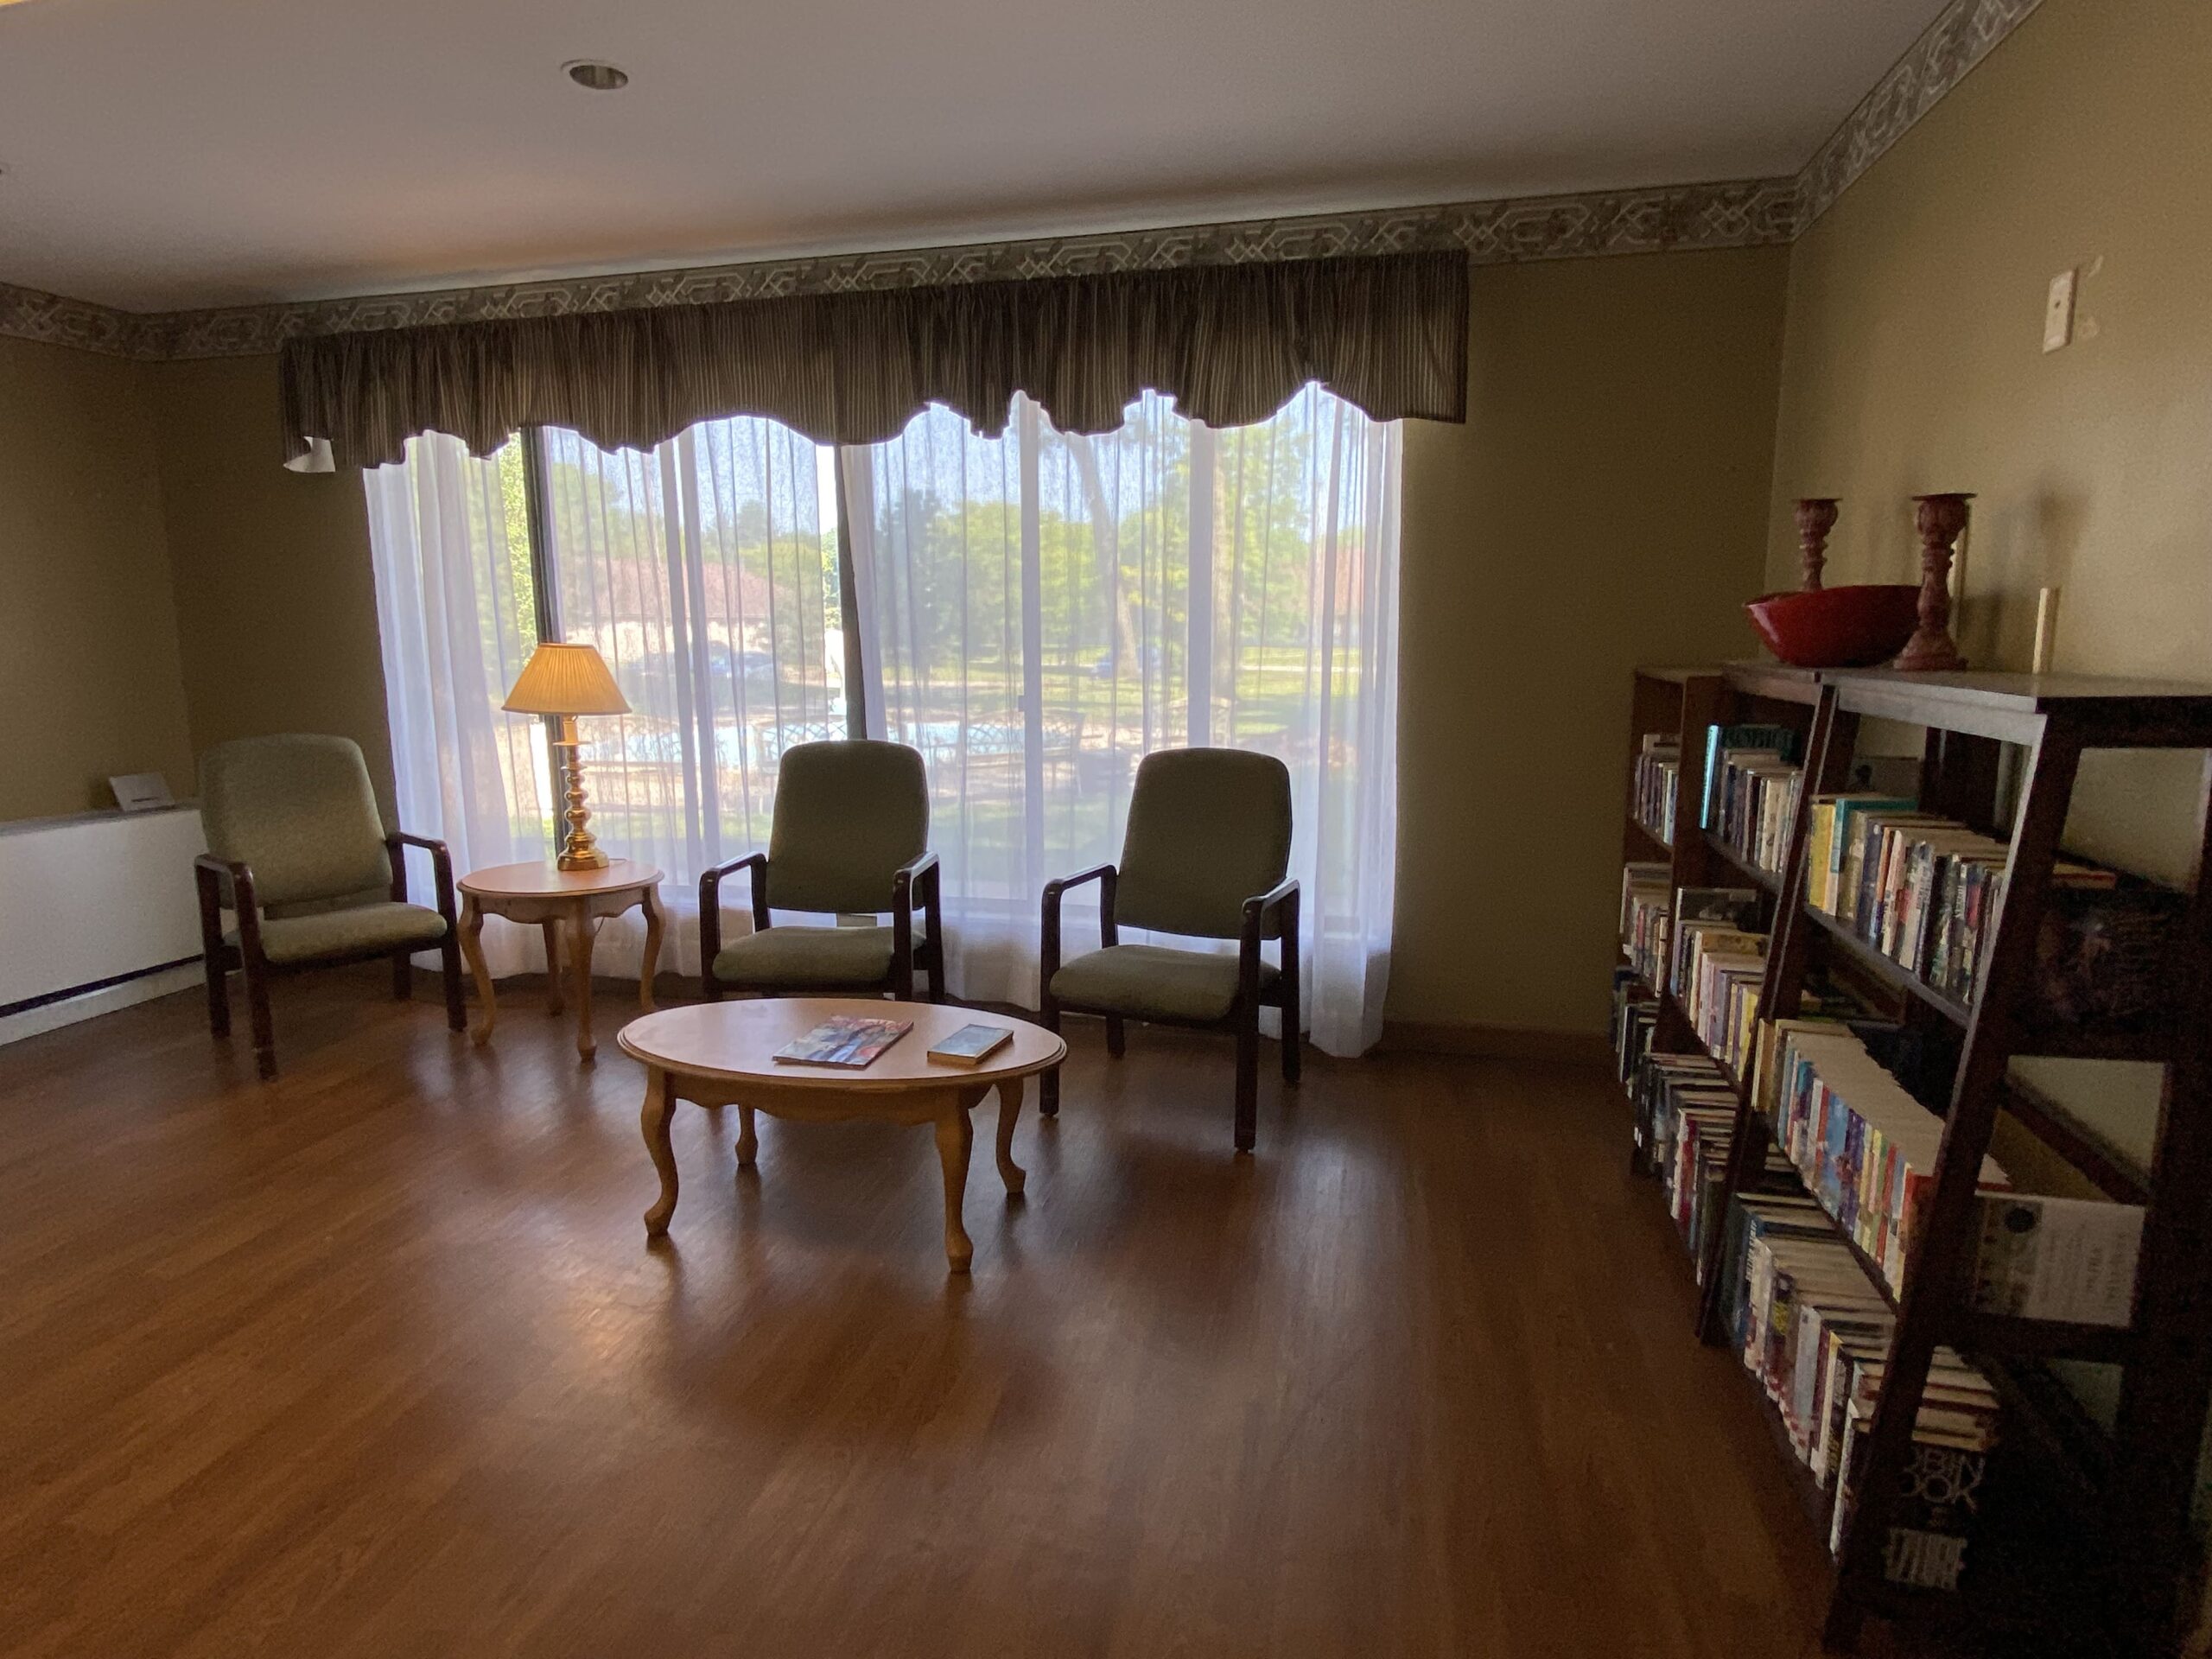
[3,177,1797,361]
[1793,0,2047,226]
[0,281,166,359]
[0,0,2044,362]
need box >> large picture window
[365,389,1399,1052]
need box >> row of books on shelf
[1620,985,2151,1329]
[1619,862,1672,990]
[1616,1003,2152,1589]
[1806,796,2172,1025]
[1632,734,1681,844]
[1720,1194,1999,1591]
[1674,887,1766,1080]
[1753,1018,2145,1325]
[1615,1031,1999,1592]
[1611,965,1657,1087]
[1753,1018,2008,1303]
[1702,724,1803,879]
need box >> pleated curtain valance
[277,248,1468,468]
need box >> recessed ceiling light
[563,60,630,92]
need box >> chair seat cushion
[230,901,448,964]
[713,925,897,988]
[1050,944,1278,1024]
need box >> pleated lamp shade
[502,643,631,716]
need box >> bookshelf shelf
[1618,657,2212,1656]
[1700,830,1780,894]
[1796,900,1974,1025]
[1948,1309,2139,1365]
[1627,814,1671,855]
[1999,1075,2152,1205]
[1658,988,1742,1090]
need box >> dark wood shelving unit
[1618,658,2212,1656]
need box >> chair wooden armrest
[1242,877,1302,1091]
[1243,876,1300,940]
[194,853,264,958]
[699,852,769,1000]
[194,852,252,917]
[890,850,940,1001]
[1041,862,1118,991]
[891,849,939,908]
[385,830,456,920]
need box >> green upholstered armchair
[698,740,944,1003]
[1039,747,1300,1152]
[193,734,464,1080]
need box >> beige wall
[0,336,195,820]
[1764,0,2212,1560]
[1392,246,1790,1033]
[147,355,396,820]
[1766,0,2212,889]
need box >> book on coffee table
[926,1023,1014,1066]
[772,1015,913,1068]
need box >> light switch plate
[2044,268,2077,353]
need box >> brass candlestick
[1897,493,1973,671]
[1795,498,1840,591]
[551,715,609,871]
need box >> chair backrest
[766,740,930,914]
[199,734,390,908]
[1115,747,1293,939]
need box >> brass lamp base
[551,716,612,872]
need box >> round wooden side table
[617,998,1066,1271]
[458,859,664,1063]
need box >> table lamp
[503,642,631,870]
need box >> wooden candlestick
[1897,493,1973,671]
[1795,498,1840,591]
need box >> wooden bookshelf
[1618,659,2212,1656]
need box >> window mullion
[520,424,567,855]
[832,447,875,740]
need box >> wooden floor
[0,969,1850,1657]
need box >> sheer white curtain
[365,434,553,977]
[531,420,842,974]
[365,421,842,981]
[845,388,1401,1055]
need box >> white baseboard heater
[0,804,208,1046]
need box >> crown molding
[0,0,2046,362]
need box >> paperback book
[926,1023,1015,1067]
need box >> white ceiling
[0,0,1944,312]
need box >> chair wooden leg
[391,950,412,1001]
[439,932,466,1033]
[202,950,230,1038]
[1039,997,1061,1116]
[1105,1015,1126,1058]
[1234,1003,1260,1154]
[1280,899,1302,1084]
[241,950,277,1081]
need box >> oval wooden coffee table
[618,998,1065,1271]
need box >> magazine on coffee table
[772,1015,914,1069]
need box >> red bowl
[1745,584,1921,668]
